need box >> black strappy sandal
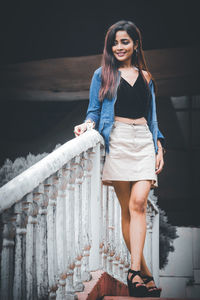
[127,269,148,297]
[140,274,162,297]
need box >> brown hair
[99,20,156,101]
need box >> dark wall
[0,0,200,64]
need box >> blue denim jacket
[84,66,165,154]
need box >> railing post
[81,151,92,282]
[13,201,26,300]
[89,143,102,271]
[46,174,59,299]
[102,185,109,271]
[64,159,77,299]
[152,206,160,287]
[0,210,15,300]
[113,191,121,280]
[34,183,49,299]
[107,187,115,276]
[24,192,38,300]
[56,167,68,299]
[99,146,106,270]
[74,155,84,292]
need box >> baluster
[113,192,121,280]
[89,144,102,271]
[102,185,109,272]
[45,175,59,299]
[119,240,128,284]
[119,226,125,282]
[144,204,154,273]
[81,151,92,281]
[149,189,158,204]
[118,201,128,283]
[107,186,115,276]
[124,249,130,284]
[0,210,15,300]
[56,167,68,299]
[33,183,49,299]
[23,192,38,300]
[13,201,27,300]
[87,148,94,248]
[151,207,159,285]
[74,155,84,292]
[63,159,77,299]
[99,145,106,270]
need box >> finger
[156,160,164,174]
[156,162,162,174]
[74,129,80,136]
[74,127,81,135]
[155,156,160,171]
[75,128,81,134]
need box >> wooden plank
[0,46,199,101]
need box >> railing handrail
[0,129,104,213]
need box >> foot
[127,269,148,297]
[128,272,146,288]
[140,272,162,292]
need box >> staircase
[76,270,198,300]
[0,129,160,300]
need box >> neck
[118,57,133,69]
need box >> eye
[123,40,129,45]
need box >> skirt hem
[102,178,158,189]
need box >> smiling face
[112,30,138,65]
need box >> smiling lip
[116,52,126,56]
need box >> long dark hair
[99,20,156,101]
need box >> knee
[129,197,147,215]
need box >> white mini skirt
[102,120,158,189]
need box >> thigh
[112,181,132,212]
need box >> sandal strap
[128,269,145,285]
[141,274,154,284]
[128,269,141,275]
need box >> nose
[116,42,123,50]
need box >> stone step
[103,296,194,300]
[76,270,128,300]
[75,271,199,300]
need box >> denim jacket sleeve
[84,70,102,129]
[148,79,166,149]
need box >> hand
[74,123,87,137]
[155,148,164,175]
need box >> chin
[115,56,128,61]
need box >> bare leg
[128,180,151,284]
[112,180,157,289]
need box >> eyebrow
[114,38,129,41]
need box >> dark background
[0,0,199,64]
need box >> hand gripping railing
[0,129,160,300]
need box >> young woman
[74,20,165,297]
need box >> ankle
[140,270,152,277]
[128,269,144,282]
[130,265,141,271]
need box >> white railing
[0,129,160,300]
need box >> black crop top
[114,70,150,120]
